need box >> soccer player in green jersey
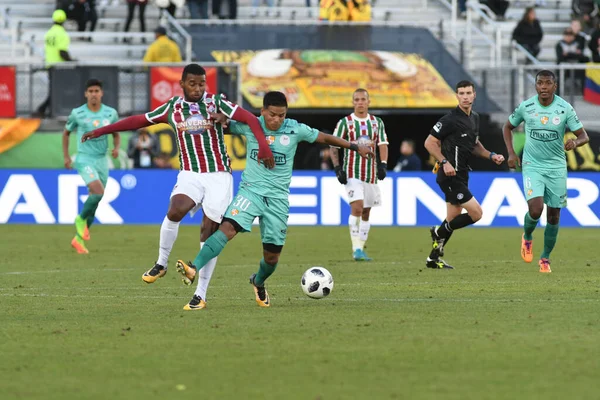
[82,63,274,291]
[176,91,374,310]
[503,70,589,273]
[63,79,120,254]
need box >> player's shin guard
[541,223,559,259]
[192,230,228,272]
[194,242,217,300]
[349,214,361,251]
[524,212,539,241]
[157,216,180,267]
[254,258,278,287]
[359,220,370,246]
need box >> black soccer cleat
[426,258,454,270]
[183,294,206,310]
[430,226,445,257]
[142,263,167,283]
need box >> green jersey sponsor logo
[530,129,559,142]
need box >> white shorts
[345,178,382,208]
[171,171,233,222]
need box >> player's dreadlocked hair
[86,79,103,89]
[182,63,206,81]
[535,70,556,82]
[263,91,288,108]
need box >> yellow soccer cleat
[521,234,534,263]
[176,260,197,286]
[183,295,207,311]
[75,215,90,241]
[142,263,167,284]
[249,273,270,308]
[539,258,552,273]
[71,236,89,254]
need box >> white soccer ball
[301,267,334,299]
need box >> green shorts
[74,155,108,187]
[224,186,289,246]
[522,168,567,208]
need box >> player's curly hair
[182,63,206,81]
[263,91,288,108]
[535,70,556,82]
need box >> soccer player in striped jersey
[82,64,274,293]
[330,88,389,261]
[176,91,374,310]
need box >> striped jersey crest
[144,93,238,173]
[333,113,388,184]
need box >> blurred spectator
[556,28,588,93]
[589,20,600,61]
[143,27,182,62]
[213,0,238,19]
[458,0,466,18]
[70,0,98,33]
[188,0,209,19]
[33,9,74,118]
[556,28,588,64]
[571,19,589,48]
[155,0,179,17]
[127,128,159,168]
[124,0,147,38]
[512,7,543,60]
[572,0,599,33]
[319,0,370,21]
[393,139,422,172]
[251,0,274,18]
[480,0,509,20]
[154,152,174,169]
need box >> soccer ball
[301,267,334,299]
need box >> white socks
[359,220,370,247]
[157,216,180,267]
[349,214,361,251]
[194,242,218,300]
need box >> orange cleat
[71,236,89,254]
[539,258,551,273]
[521,234,533,263]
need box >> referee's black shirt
[430,106,480,174]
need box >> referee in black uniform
[424,80,505,269]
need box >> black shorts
[436,173,473,205]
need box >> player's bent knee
[262,243,283,264]
[470,208,483,222]
[166,208,186,222]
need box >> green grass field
[1,225,599,400]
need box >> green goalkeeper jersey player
[175,91,373,310]
[503,70,589,273]
[63,78,120,254]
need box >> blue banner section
[0,170,599,227]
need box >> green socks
[80,194,103,226]
[541,223,559,260]
[523,212,539,241]
[193,230,229,271]
[254,258,277,287]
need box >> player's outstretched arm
[316,132,373,159]
[81,115,152,142]
[502,121,521,169]
[228,108,275,169]
[565,128,589,151]
[472,140,505,165]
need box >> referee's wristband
[349,143,359,152]
[489,152,496,160]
